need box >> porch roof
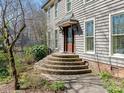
[56,13,78,27]
[57,19,78,27]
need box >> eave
[42,0,55,11]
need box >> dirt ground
[0,82,63,93]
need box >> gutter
[41,0,50,9]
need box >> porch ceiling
[57,19,78,27]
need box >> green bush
[98,71,124,93]
[106,80,123,93]
[0,37,4,50]
[19,73,49,89]
[0,52,9,79]
[24,45,48,61]
[24,47,32,56]
[32,45,48,61]
[0,52,8,68]
[49,81,65,91]
[98,71,112,81]
[0,68,9,78]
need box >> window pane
[67,28,72,43]
[48,32,51,46]
[112,14,124,34]
[67,2,71,12]
[55,30,58,48]
[55,3,58,17]
[85,20,94,36]
[86,37,94,51]
[113,36,124,54]
[67,0,71,2]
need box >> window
[55,2,58,17]
[48,32,51,47]
[55,30,58,48]
[66,0,72,12]
[47,7,50,18]
[85,20,95,53]
[111,13,124,55]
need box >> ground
[0,73,107,93]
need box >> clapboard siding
[45,0,124,67]
[72,0,124,66]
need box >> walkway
[41,73,108,93]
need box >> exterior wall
[72,0,124,77]
[46,0,66,51]
[44,0,124,77]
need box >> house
[42,0,124,77]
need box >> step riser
[40,70,92,75]
[46,62,85,65]
[52,54,79,58]
[48,57,82,61]
[43,65,88,70]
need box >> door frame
[63,26,75,53]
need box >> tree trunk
[8,47,20,90]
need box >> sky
[34,0,48,9]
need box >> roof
[41,0,49,9]
[56,13,78,27]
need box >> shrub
[32,45,48,61]
[24,47,32,56]
[19,73,49,89]
[19,73,31,88]
[98,71,123,93]
[23,47,35,64]
[98,71,112,81]
[49,81,65,91]
[0,52,9,79]
[106,80,123,93]
[0,52,9,68]
[0,37,4,50]
[0,68,9,78]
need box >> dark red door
[64,27,74,53]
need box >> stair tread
[39,67,91,71]
[46,60,84,63]
[48,56,81,59]
[52,53,79,57]
[43,64,88,67]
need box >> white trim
[109,9,124,58]
[111,54,124,59]
[84,17,95,54]
[54,2,58,18]
[65,0,72,14]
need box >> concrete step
[34,53,92,75]
[39,67,92,75]
[42,64,88,70]
[52,53,79,58]
[48,56,82,61]
[45,60,85,65]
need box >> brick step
[38,67,92,75]
[47,56,82,61]
[52,53,79,58]
[42,64,88,70]
[45,60,85,65]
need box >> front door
[64,27,74,53]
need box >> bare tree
[0,0,26,89]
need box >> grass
[0,76,12,85]
[98,71,124,93]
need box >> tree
[0,0,26,89]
